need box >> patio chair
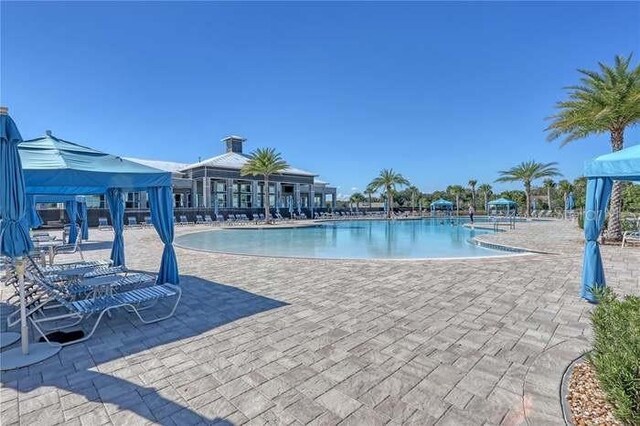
[142,216,153,228]
[216,215,226,226]
[98,217,112,230]
[52,233,84,263]
[25,270,181,346]
[204,215,215,225]
[126,216,142,228]
[622,231,640,247]
[178,215,194,226]
[195,215,205,224]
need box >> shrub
[589,288,640,424]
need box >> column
[309,184,315,216]
[202,177,210,208]
[226,178,234,208]
[251,180,259,210]
[275,182,282,210]
[332,189,337,209]
[294,183,301,214]
[191,176,199,207]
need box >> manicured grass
[589,289,640,425]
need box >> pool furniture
[51,234,84,263]
[177,215,194,226]
[24,269,181,347]
[203,215,215,225]
[98,217,111,230]
[195,215,205,224]
[126,216,142,228]
[142,216,153,227]
[622,231,640,247]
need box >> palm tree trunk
[605,128,624,241]
[547,188,551,210]
[264,177,270,224]
[484,193,488,213]
[524,182,531,217]
[387,190,393,219]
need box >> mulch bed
[567,361,622,425]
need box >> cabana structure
[430,198,453,215]
[487,197,517,215]
[18,131,179,283]
[582,144,640,302]
[3,123,181,369]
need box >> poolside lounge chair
[195,215,205,224]
[216,215,226,225]
[98,217,112,230]
[25,269,181,346]
[126,216,142,228]
[142,216,153,228]
[177,215,194,226]
[204,215,215,225]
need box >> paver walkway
[1,220,638,425]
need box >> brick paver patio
[1,219,638,425]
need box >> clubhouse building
[122,135,337,213]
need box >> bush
[589,288,640,424]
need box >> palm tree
[495,161,562,217]
[446,185,465,216]
[468,179,477,209]
[477,184,492,213]
[240,148,288,224]
[542,179,556,210]
[349,192,365,211]
[546,54,640,240]
[407,186,421,213]
[557,180,573,211]
[368,169,410,218]
[364,184,376,208]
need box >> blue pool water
[175,219,515,259]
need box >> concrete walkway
[1,220,637,425]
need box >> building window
[125,192,140,209]
[234,181,252,208]
[212,181,226,208]
[257,182,275,208]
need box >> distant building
[123,135,337,211]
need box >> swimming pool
[175,219,518,260]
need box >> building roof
[181,151,317,177]
[124,157,190,174]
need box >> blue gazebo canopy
[430,198,453,209]
[488,197,517,207]
[16,131,179,284]
[582,143,640,302]
[19,133,171,194]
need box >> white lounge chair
[622,231,640,247]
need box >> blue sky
[2,1,639,198]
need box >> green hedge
[589,289,640,424]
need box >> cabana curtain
[26,195,43,229]
[106,188,125,267]
[77,201,89,240]
[64,200,78,244]
[582,144,640,302]
[581,178,612,302]
[149,187,179,284]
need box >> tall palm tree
[557,180,573,211]
[468,179,477,209]
[477,184,492,212]
[240,148,288,224]
[349,192,365,211]
[542,179,556,210]
[446,185,465,216]
[368,169,410,218]
[407,186,421,212]
[495,161,562,217]
[364,184,376,208]
[546,54,640,240]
